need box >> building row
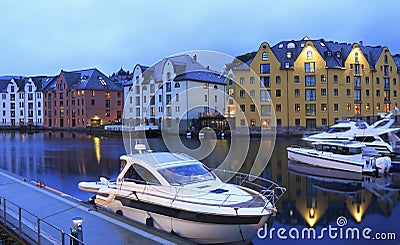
[3,37,400,132]
[230,37,400,133]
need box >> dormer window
[286,52,292,59]
[320,42,325,47]
[285,62,290,68]
[262,52,268,61]
[336,51,341,58]
[287,42,295,49]
[300,43,305,48]
[327,51,332,57]
[278,43,284,49]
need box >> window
[366,89,370,96]
[276,76,281,84]
[321,88,326,96]
[366,103,370,110]
[91,99,95,106]
[384,55,388,64]
[376,90,380,97]
[334,103,339,111]
[262,52,268,60]
[306,50,313,59]
[260,64,270,74]
[394,90,397,97]
[295,89,300,97]
[276,104,281,112]
[261,77,270,87]
[322,118,327,126]
[346,89,351,96]
[294,76,300,83]
[287,42,295,49]
[295,104,300,112]
[276,89,281,97]
[376,78,380,84]
[305,75,316,86]
[305,89,316,101]
[394,78,397,85]
[204,94,207,102]
[91,90,95,96]
[250,104,256,112]
[376,103,381,110]
[304,62,315,72]
[346,103,351,111]
[240,104,245,112]
[277,119,282,126]
[295,119,301,126]
[321,103,327,111]
[174,83,180,88]
[321,75,326,83]
[105,99,110,108]
[166,94,172,104]
[346,76,350,83]
[175,93,179,102]
[166,82,171,92]
[239,90,245,98]
[286,52,292,58]
[240,77,245,84]
[250,77,255,84]
[306,104,316,116]
[250,90,255,98]
[350,64,353,69]
[366,77,369,84]
[260,90,270,101]
[354,77,361,88]
[334,89,338,96]
[333,75,338,83]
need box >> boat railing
[212,169,286,209]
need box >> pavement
[0,168,193,245]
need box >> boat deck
[0,169,193,245]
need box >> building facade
[124,55,227,132]
[43,68,123,128]
[0,77,46,126]
[230,38,400,132]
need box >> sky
[1,0,400,77]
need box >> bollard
[72,217,83,244]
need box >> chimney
[193,54,197,61]
[359,40,363,46]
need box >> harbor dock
[0,169,193,245]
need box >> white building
[0,76,48,126]
[124,55,227,132]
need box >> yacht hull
[287,147,364,173]
[96,194,270,244]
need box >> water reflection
[0,132,399,244]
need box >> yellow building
[229,37,400,132]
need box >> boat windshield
[326,127,351,133]
[315,144,362,155]
[158,163,215,185]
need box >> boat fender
[146,216,154,227]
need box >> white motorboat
[287,141,391,174]
[79,144,285,244]
[302,112,400,155]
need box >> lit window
[287,42,295,49]
[286,52,292,59]
[346,103,351,111]
[262,52,268,61]
[295,104,300,112]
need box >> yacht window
[355,122,368,129]
[354,136,376,143]
[158,163,214,185]
[327,127,351,133]
[322,145,331,152]
[124,164,161,185]
[315,144,323,151]
[374,120,389,128]
[120,160,127,172]
[348,147,362,155]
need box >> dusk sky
[1,0,400,76]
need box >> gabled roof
[174,70,227,85]
[43,68,122,92]
[0,78,12,92]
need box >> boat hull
[287,148,364,173]
[96,193,270,244]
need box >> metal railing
[0,196,83,245]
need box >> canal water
[0,131,399,244]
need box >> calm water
[0,131,399,244]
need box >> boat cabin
[313,142,364,155]
[118,152,216,187]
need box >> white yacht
[287,141,391,174]
[302,112,400,155]
[79,144,285,244]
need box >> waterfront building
[230,37,400,132]
[0,76,48,126]
[43,68,123,128]
[124,54,227,132]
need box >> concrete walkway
[0,169,193,245]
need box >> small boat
[302,112,400,155]
[79,144,285,244]
[287,141,391,174]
